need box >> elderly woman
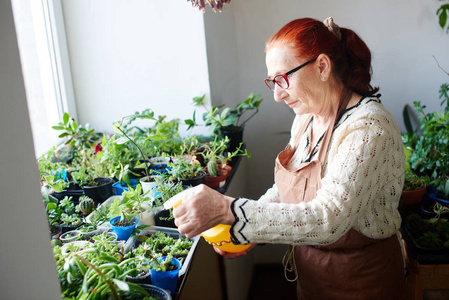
[171,17,406,299]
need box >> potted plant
[149,254,182,296]
[402,173,428,205]
[200,135,251,188]
[403,83,449,179]
[108,185,154,240]
[51,112,99,170]
[165,154,205,187]
[185,93,263,151]
[71,167,113,205]
[152,177,185,227]
[76,197,112,240]
[44,193,83,233]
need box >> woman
[170,17,406,299]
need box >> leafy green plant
[52,238,153,299]
[405,86,449,178]
[44,194,82,226]
[185,92,263,133]
[166,154,204,181]
[152,177,184,208]
[135,231,193,261]
[432,177,449,200]
[200,135,251,176]
[403,173,428,191]
[108,185,151,225]
[405,204,449,249]
[52,112,98,169]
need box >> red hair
[265,18,379,96]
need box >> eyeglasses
[264,58,316,91]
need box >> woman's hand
[213,244,257,259]
[168,184,235,238]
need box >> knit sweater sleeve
[230,101,405,246]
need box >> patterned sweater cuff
[230,197,252,245]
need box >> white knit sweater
[230,97,405,246]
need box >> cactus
[207,160,219,176]
[79,196,96,216]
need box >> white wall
[61,0,212,136]
[0,1,61,299]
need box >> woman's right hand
[213,244,257,259]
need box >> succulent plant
[78,196,96,216]
[207,159,219,176]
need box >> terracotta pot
[402,185,428,205]
[221,165,232,179]
[204,169,228,189]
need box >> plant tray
[123,226,200,276]
[400,226,449,265]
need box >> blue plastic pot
[112,179,138,195]
[150,256,182,295]
[109,216,137,241]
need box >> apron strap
[282,245,298,282]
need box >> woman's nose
[273,86,288,102]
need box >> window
[12,0,76,157]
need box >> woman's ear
[317,53,332,81]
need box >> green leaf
[52,125,65,130]
[112,279,129,291]
[58,132,70,138]
[192,94,205,106]
[114,136,130,145]
[113,123,124,135]
[63,112,70,125]
[71,121,78,132]
[439,9,447,29]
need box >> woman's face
[266,46,323,116]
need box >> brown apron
[275,111,406,300]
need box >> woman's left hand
[213,244,257,258]
[167,184,235,238]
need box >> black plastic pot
[126,271,151,284]
[52,185,84,204]
[83,177,113,204]
[154,209,176,228]
[219,127,244,152]
[180,171,206,187]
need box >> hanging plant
[187,0,231,12]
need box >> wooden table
[402,236,449,300]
